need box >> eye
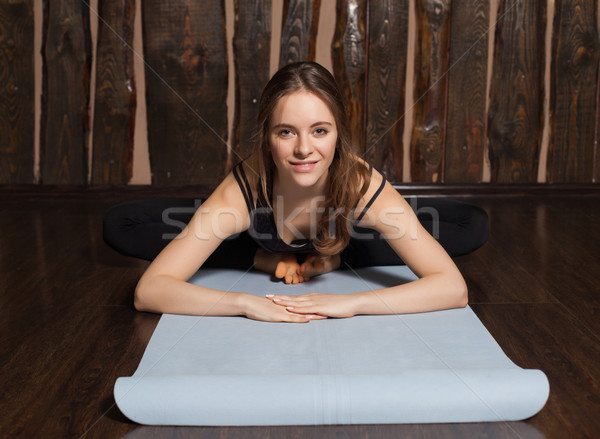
[314,128,328,136]
[277,128,294,137]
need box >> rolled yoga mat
[114,266,549,426]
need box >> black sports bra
[232,161,386,254]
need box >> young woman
[104,62,488,322]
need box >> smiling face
[268,91,338,191]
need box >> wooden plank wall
[232,0,272,164]
[410,0,452,183]
[0,0,35,184]
[1,0,599,186]
[488,0,546,183]
[142,0,228,185]
[445,0,489,183]
[91,0,136,185]
[40,1,92,184]
[364,0,409,182]
[548,0,600,183]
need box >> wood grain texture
[40,0,92,184]
[142,0,228,185]
[445,0,490,183]
[410,0,451,183]
[487,0,546,183]
[279,0,320,67]
[2,195,600,437]
[91,0,136,185]
[547,0,600,183]
[331,0,367,152]
[0,0,35,184]
[364,0,409,182]
[232,0,271,165]
[596,54,600,183]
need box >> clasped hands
[241,290,360,323]
[246,250,360,322]
[265,291,359,320]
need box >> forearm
[134,274,246,316]
[352,272,468,315]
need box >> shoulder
[351,158,412,227]
[352,156,386,208]
[200,158,259,222]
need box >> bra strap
[354,166,387,223]
[232,162,255,212]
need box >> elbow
[134,278,155,312]
[455,278,469,308]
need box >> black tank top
[232,161,386,254]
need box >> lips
[290,160,318,172]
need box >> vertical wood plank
[91,0,136,185]
[596,54,600,183]
[364,0,409,182]
[0,0,35,184]
[41,0,92,184]
[279,0,320,67]
[547,0,600,183]
[233,0,271,163]
[331,0,367,152]
[142,0,228,185]
[445,0,490,183]
[487,0,546,183]
[410,0,451,183]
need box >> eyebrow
[271,121,333,130]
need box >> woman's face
[268,91,337,190]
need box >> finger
[283,310,327,321]
[270,295,312,304]
[267,294,293,301]
[282,308,323,322]
[283,314,311,323]
[286,307,327,319]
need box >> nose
[294,134,313,158]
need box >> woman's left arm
[267,182,468,317]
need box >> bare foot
[274,254,306,284]
[254,248,306,284]
[298,253,341,280]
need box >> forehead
[270,91,335,126]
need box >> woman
[108,62,488,322]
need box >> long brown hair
[252,61,370,255]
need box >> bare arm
[268,179,468,316]
[349,181,468,314]
[133,172,317,322]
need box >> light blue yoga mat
[114,266,549,426]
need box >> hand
[267,292,360,319]
[240,294,326,323]
[298,253,341,280]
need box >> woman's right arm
[133,171,316,322]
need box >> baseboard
[1,183,598,200]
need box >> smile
[290,161,318,172]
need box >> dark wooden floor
[1,190,599,438]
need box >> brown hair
[253,61,370,255]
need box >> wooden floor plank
[0,194,599,438]
[473,303,600,439]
